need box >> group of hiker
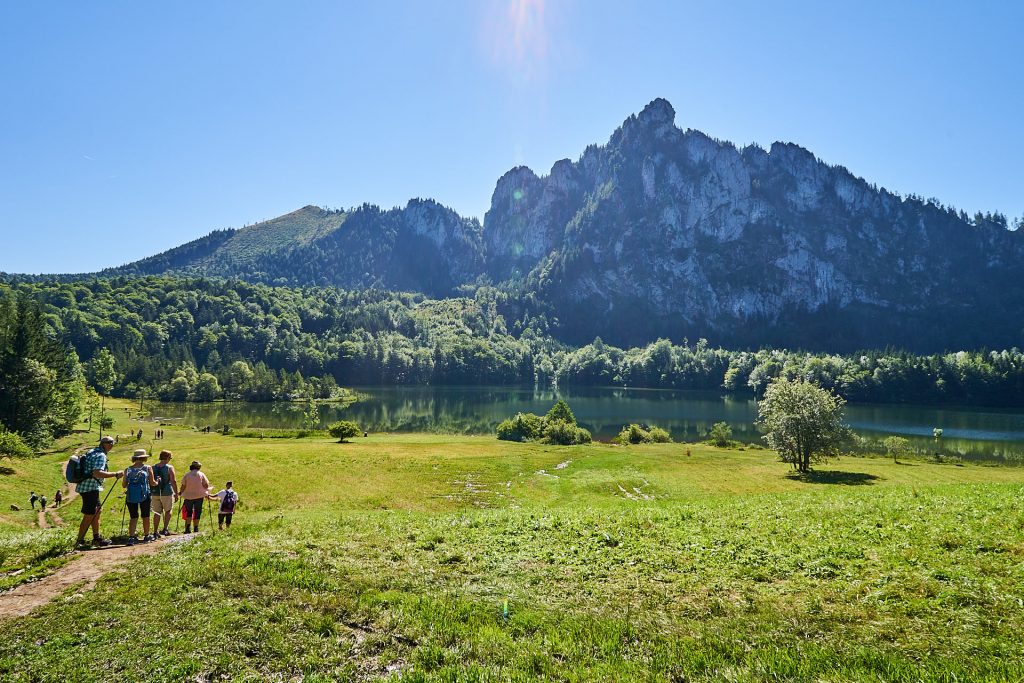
[73,435,239,549]
[28,490,61,510]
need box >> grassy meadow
[1,401,1024,681]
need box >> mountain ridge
[30,98,1024,352]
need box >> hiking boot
[143,534,155,542]
[92,537,112,547]
[75,541,91,550]
[127,537,136,546]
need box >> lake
[146,385,1024,463]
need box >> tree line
[2,276,1024,409]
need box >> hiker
[39,495,47,510]
[54,490,63,507]
[151,450,177,536]
[178,461,213,534]
[75,436,123,549]
[122,449,159,544]
[212,481,239,530]
[137,429,143,441]
[29,492,38,510]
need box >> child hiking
[212,481,239,529]
[122,449,159,544]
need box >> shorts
[127,498,152,519]
[80,490,100,516]
[151,495,174,517]
[183,498,204,521]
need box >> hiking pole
[119,495,127,539]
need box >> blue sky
[1,1,1021,274]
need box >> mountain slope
[95,99,1023,352]
[487,99,1024,350]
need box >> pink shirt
[179,470,210,500]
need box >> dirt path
[0,535,191,620]
[36,462,79,530]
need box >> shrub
[545,400,576,425]
[616,424,672,445]
[0,430,33,458]
[708,422,732,447]
[496,412,543,442]
[647,427,672,443]
[543,419,591,445]
[617,424,650,445]
[328,420,361,442]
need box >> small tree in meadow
[328,420,361,443]
[883,436,911,464]
[708,422,733,447]
[757,377,850,473]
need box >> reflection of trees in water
[148,386,1024,462]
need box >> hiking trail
[0,535,192,620]
[2,457,189,621]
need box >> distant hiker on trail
[54,490,62,507]
[29,492,38,510]
[137,429,143,441]
[39,495,47,510]
[212,481,239,530]
[151,450,178,536]
[75,436,123,549]
[122,449,159,544]
[178,461,213,534]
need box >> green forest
[2,276,1023,434]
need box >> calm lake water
[147,385,1024,463]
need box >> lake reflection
[147,386,1024,463]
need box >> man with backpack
[151,450,177,536]
[29,492,38,510]
[74,436,123,549]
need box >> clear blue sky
[1,1,1021,274]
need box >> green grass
[2,400,1024,681]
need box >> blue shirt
[75,447,108,494]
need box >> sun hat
[132,449,149,460]
[190,460,202,470]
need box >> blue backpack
[125,466,151,504]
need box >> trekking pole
[208,497,214,535]
[119,496,127,539]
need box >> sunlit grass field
[2,401,1024,681]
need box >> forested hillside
[3,277,1024,407]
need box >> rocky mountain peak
[637,97,676,127]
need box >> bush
[616,424,673,445]
[617,424,650,445]
[647,427,672,443]
[708,422,732,447]
[545,400,577,425]
[496,412,543,442]
[0,430,33,458]
[543,419,592,445]
[328,420,361,442]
